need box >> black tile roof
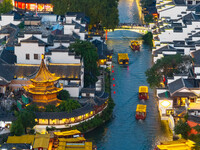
[168,78,199,95]
[81,88,95,94]
[48,34,76,44]
[0,63,82,81]
[173,27,183,32]
[47,45,69,53]
[153,45,178,56]
[172,92,196,97]
[173,41,185,47]
[66,12,90,24]
[1,10,22,20]
[92,39,112,59]
[158,91,171,98]
[173,0,186,5]
[188,115,200,124]
[19,35,48,46]
[0,23,19,47]
[72,20,86,33]
[190,32,200,37]
[0,49,16,64]
[191,50,200,66]
[35,104,94,119]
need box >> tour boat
[135,104,147,120]
[130,40,140,51]
[138,86,149,100]
[118,53,129,65]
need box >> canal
[85,0,172,149]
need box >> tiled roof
[0,63,82,81]
[191,50,200,66]
[168,78,199,94]
[35,104,94,119]
[19,35,48,46]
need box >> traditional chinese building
[24,55,62,107]
[14,0,53,12]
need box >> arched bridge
[107,23,150,34]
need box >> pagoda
[24,55,62,107]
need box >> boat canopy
[118,53,129,60]
[131,40,139,45]
[139,86,148,93]
[54,130,81,136]
[156,139,195,150]
[136,104,147,113]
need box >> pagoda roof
[24,84,62,95]
[31,57,60,83]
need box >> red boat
[130,40,140,51]
[138,86,149,100]
[135,104,147,120]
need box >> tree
[51,0,119,30]
[69,40,99,87]
[144,14,154,24]
[58,99,81,113]
[45,104,58,112]
[145,54,192,88]
[142,32,153,47]
[193,125,200,134]
[57,90,70,100]
[174,119,191,139]
[10,118,24,136]
[16,110,37,134]
[0,0,13,14]
[26,104,39,112]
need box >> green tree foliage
[145,54,192,88]
[174,119,191,139]
[51,0,119,29]
[193,125,200,134]
[70,40,99,87]
[57,90,70,100]
[144,14,154,24]
[58,99,81,113]
[142,32,153,47]
[140,0,154,8]
[45,104,58,112]
[10,118,24,136]
[13,110,37,134]
[26,104,39,112]
[0,0,13,14]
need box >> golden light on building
[24,55,62,107]
[161,100,171,108]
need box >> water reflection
[118,0,142,24]
[85,0,172,149]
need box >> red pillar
[105,30,108,40]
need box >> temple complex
[24,55,62,107]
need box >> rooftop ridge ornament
[30,54,60,83]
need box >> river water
[85,0,172,149]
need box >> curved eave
[27,88,63,95]
[30,77,60,83]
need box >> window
[34,54,39,60]
[26,54,30,60]
[188,1,193,4]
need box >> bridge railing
[118,23,149,28]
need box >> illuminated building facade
[14,0,53,12]
[24,55,62,107]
